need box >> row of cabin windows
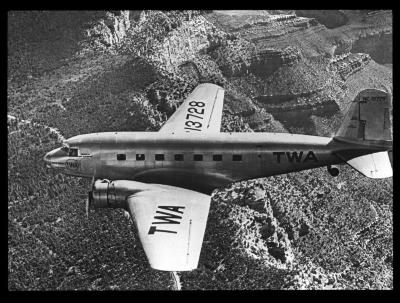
[116,153,242,162]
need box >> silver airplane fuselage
[44,131,384,194]
[40,85,392,272]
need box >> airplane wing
[159,83,225,134]
[126,184,211,271]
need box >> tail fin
[336,89,392,142]
[334,89,392,178]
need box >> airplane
[44,83,392,272]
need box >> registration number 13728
[184,101,205,132]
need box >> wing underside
[126,184,211,271]
[159,83,225,134]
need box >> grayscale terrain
[8,10,392,290]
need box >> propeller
[86,174,95,219]
[85,196,91,219]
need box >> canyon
[8,10,392,290]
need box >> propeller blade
[86,172,95,219]
[90,173,95,187]
[85,197,90,219]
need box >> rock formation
[84,11,131,48]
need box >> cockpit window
[68,148,79,157]
[61,146,69,153]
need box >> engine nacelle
[88,179,142,210]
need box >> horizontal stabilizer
[342,151,392,178]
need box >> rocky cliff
[8,10,392,290]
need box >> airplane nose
[44,151,51,162]
[44,147,69,169]
[44,151,53,166]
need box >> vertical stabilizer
[334,89,392,179]
[336,89,392,142]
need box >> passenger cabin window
[232,154,242,161]
[193,154,203,161]
[213,154,222,161]
[155,154,164,161]
[136,154,145,161]
[117,154,126,161]
[69,148,78,157]
[175,154,184,161]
